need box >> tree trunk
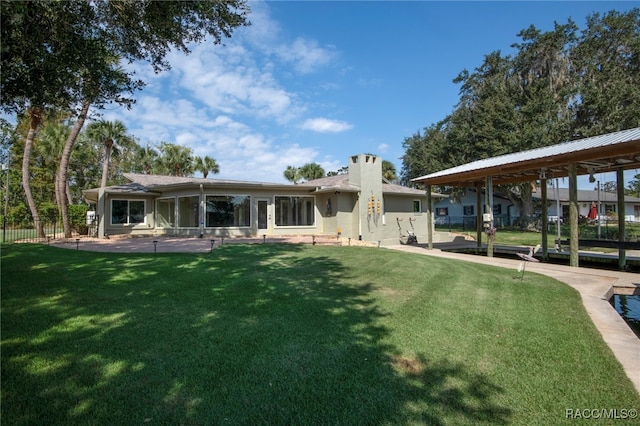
[22,108,45,238]
[57,100,91,238]
[100,139,113,188]
[66,180,72,205]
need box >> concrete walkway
[388,243,640,394]
[52,235,639,393]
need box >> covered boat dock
[411,127,640,270]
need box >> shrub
[68,205,88,233]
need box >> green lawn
[444,223,640,248]
[2,243,638,425]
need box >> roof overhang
[411,128,640,187]
[311,186,360,194]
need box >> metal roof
[411,127,640,186]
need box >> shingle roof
[84,172,443,198]
[303,174,442,196]
[123,173,287,188]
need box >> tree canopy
[400,8,640,216]
[284,163,326,183]
[1,0,249,236]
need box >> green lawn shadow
[2,244,513,424]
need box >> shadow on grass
[2,243,511,424]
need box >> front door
[257,199,270,232]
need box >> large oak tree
[401,8,640,220]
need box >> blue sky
[98,1,638,188]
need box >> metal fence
[2,217,61,244]
[433,214,639,241]
[1,215,98,243]
[433,215,518,232]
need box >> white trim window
[111,199,145,225]
[205,195,251,227]
[275,196,315,226]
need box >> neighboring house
[433,188,518,228]
[431,187,640,226]
[82,154,448,246]
[533,188,640,223]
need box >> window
[275,196,315,226]
[206,195,251,227]
[111,200,145,225]
[436,207,448,216]
[157,198,175,228]
[413,200,421,213]
[463,205,474,215]
[178,195,199,227]
[493,204,502,215]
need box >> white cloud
[100,1,343,183]
[276,38,337,74]
[377,143,389,154]
[301,118,353,133]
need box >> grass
[2,243,639,425]
[475,224,640,249]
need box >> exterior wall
[383,194,426,245]
[349,154,384,243]
[333,192,358,239]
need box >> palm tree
[382,160,397,182]
[38,122,70,206]
[195,155,220,178]
[283,165,301,183]
[21,108,46,237]
[157,142,194,177]
[85,120,132,188]
[130,144,159,175]
[298,162,325,181]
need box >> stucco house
[82,154,448,246]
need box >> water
[609,294,640,338]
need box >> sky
[95,1,639,188]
